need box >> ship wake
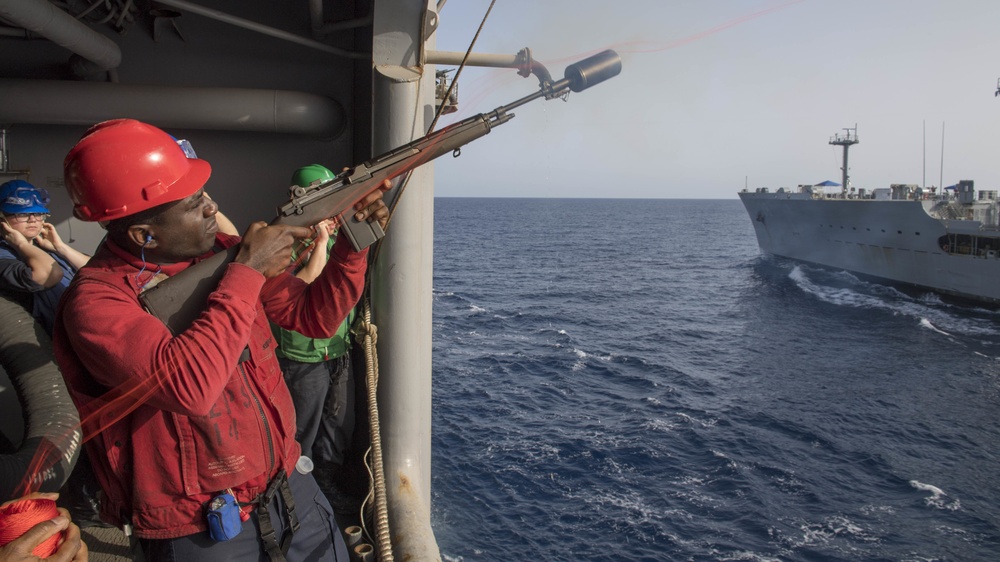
[787,265,1000,339]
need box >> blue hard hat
[0,180,50,215]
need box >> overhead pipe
[0,79,346,138]
[424,50,518,67]
[0,0,121,76]
[155,0,369,60]
[0,26,31,38]
[425,47,552,85]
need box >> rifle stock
[139,50,622,334]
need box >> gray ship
[739,128,1000,305]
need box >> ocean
[428,198,1000,562]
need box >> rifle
[139,49,622,334]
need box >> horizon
[432,1,1000,199]
[432,195,748,199]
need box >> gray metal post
[371,0,441,560]
[841,144,849,193]
[829,126,858,196]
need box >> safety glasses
[5,212,50,223]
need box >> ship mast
[829,125,859,196]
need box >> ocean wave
[918,318,951,336]
[788,265,1000,338]
[788,515,879,551]
[909,480,962,511]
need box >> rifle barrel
[491,49,622,115]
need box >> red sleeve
[261,232,368,338]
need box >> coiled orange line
[0,498,63,558]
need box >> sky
[431,0,1000,199]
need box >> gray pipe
[0,0,121,76]
[352,544,374,562]
[0,79,346,138]
[424,49,519,68]
[0,26,31,37]
[0,293,81,500]
[425,49,552,85]
[344,525,363,550]
[154,0,368,60]
[372,49,442,562]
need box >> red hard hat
[64,119,211,222]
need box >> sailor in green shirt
[271,164,357,495]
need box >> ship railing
[939,232,1000,259]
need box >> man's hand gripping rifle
[139,50,622,334]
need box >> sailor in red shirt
[53,119,388,562]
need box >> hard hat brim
[173,157,212,204]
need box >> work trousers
[279,354,355,466]
[139,470,349,562]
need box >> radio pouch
[206,493,243,541]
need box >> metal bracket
[151,7,185,43]
[423,9,439,41]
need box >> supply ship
[739,128,1000,305]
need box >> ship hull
[739,192,1000,304]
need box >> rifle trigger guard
[452,148,461,158]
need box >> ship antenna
[940,122,945,195]
[829,124,859,196]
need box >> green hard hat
[290,164,336,188]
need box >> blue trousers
[279,354,354,466]
[139,470,349,562]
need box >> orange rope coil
[0,498,63,558]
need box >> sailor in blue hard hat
[0,179,90,334]
[1,179,52,237]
